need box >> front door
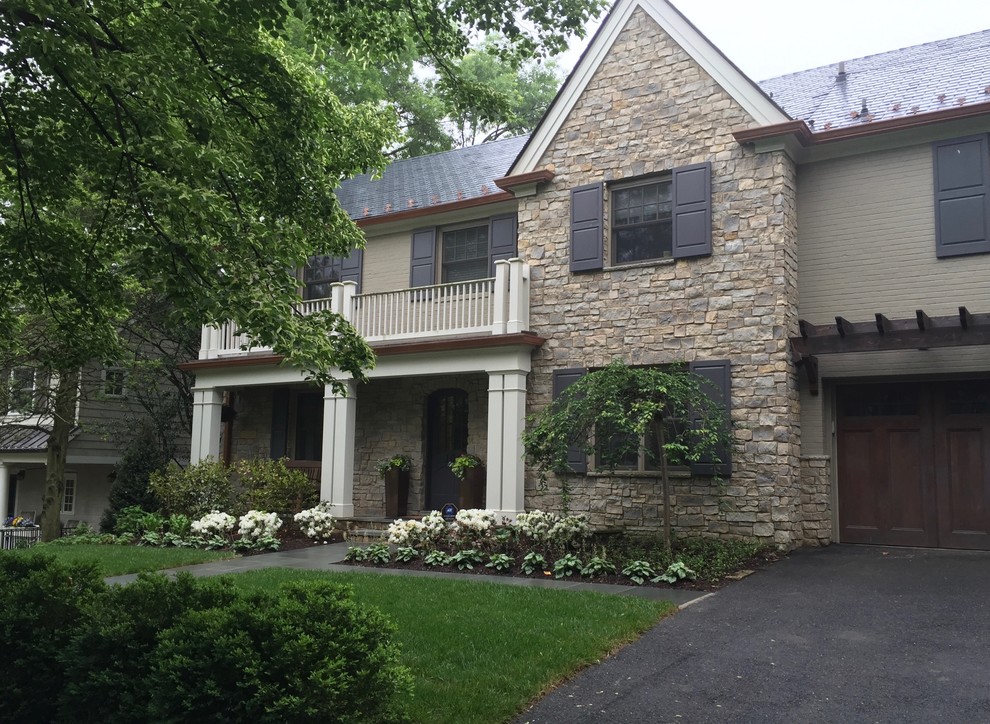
[837,381,990,550]
[426,389,468,509]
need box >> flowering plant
[190,511,236,538]
[294,501,336,540]
[375,455,412,478]
[386,510,450,548]
[238,510,282,541]
[514,510,590,546]
[448,453,482,480]
[454,508,497,541]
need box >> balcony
[198,258,530,359]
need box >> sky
[559,0,990,81]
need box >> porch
[198,258,530,359]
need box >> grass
[229,569,676,724]
[9,543,236,577]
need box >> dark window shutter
[552,368,588,473]
[933,135,990,258]
[339,248,363,292]
[270,388,290,459]
[687,359,731,476]
[409,228,437,287]
[488,214,518,275]
[570,183,604,272]
[672,162,712,259]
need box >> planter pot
[458,466,486,510]
[384,469,410,518]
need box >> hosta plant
[394,546,419,563]
[653,561,698,585]
[451,549,484,570]
[366,543,391,564]
[486,553,514,571]
[521,551,548,575]
[622,560,656,586]
[553,553,582,579]
[344,546,369,562]
[424,550,451,568]
[581,556,617,577]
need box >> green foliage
[621,560,656,586]
[674,537,770,581]
[451,548,484,570]
[423,550,452,568]
[653,561,697,585]
[365,543,391,564]
[449,453,482,481]
[232,535,281,553]
[100,424,169,533]
[394,546,419,564]
[345,546,369,562]
[375,454,412,478]
[580,556,617,577]
[521,551,548,575]
[552,553,582,579]
[149,460,233,518]
[234,458,317,516]
[0,554,106,722]
[113,505,154,536]
[486,553,514,571]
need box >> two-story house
[182,0,990,550]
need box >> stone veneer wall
[518,8,803,546]
[229,387,275,462]
[352,374,488,517]
[798,455,832,546]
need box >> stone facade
[798,455,832,546]
[519,8,803,545]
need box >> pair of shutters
[410,214,518,287]
[551,360,732,476]
[933,134,990,258]
[571,162,713,272]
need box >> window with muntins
[611,179,673,264]
[441,225,489,282]
[6,367,35,415]
[594,416,683,472]
[103,367,127,398]
[62,475,76,514]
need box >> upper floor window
[103,366,127,399]
[303,250,363,299]
[441,225,489,283]
[5,367,35,415]
[611,179,673,264]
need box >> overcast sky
[560,0,990,81]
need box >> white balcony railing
[198,257,530,359]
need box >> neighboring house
[182,0,990,550]
[0,364,139,529]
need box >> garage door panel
[837,429,883,542]
[935,424,990,550]
[886,429,931,538]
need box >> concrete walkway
[104,543,708,607]
[515,544,990,723]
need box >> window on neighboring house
[6,367,35,415]
[103,366,127,398]
[611,178,673,264]
[441,224,489,283]
[62,474,76,514]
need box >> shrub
[144,582,412,723]
[234,458,317,516]
[149,460,233,518]
[386,511,449,549]
[294,501,336,541]
[112,505,154,536]
[0,554,106,722]
[100,423,169,533]
[238,510,282,541]
[453,508,497,544]
[514,510,590,548]
[190,511,237,539]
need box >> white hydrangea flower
[293,501,336,540]
[238,510,283,541]
[190,511,237,537]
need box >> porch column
[486,370,527,518]
[190,387,223,462]
[0,462,9,521]
[320,379,357,517]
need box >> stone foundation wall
[797,455,832,546]
[518,8,802,545]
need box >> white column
[320,379,357,517]
[199,326,211,360]
[339,281,357,323]
[506,259,529,334]
[492,260,509,335]
[190,387,223,463]
[486,371,528,518]
[0,462,9,522]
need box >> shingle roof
[335,134,529,221]
[0,425,80,453]
[759,29,990,132]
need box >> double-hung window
[6,367,35,415]
[62,474,76,514]
[611,179,673,264]
[441,225,490,283]
[103,367,127,398]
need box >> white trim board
[509,0,789,175]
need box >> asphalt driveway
[517,545,990,723]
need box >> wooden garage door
[838,381,990,550]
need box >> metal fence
[0,526,42,550]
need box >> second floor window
[441,225,489,283]
[304,256,345,300]
[6,367,35,415]
[611,179,673,264]
[103,367,127,398]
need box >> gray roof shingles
[335,29,989,220]
[759,29,990,132]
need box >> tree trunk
[657,423,672,559]
[39,370,78,542]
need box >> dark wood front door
[426,389,468,510]
[838,381,990,550]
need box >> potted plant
[376,455,412,518]
[449,453,485,509]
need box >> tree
[523,361,731,556]
[1,0,605,538]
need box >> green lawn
[230,569,675,724]
[9,544,236,576]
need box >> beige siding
[797,142,990,321]
[362,229,412,294]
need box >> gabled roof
[0,425,80,453]
[759,29,990,133]
[335,135,528,222]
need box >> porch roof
[0,425,81,453]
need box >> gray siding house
[183,0,990,550]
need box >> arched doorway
[426,389,468,509]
